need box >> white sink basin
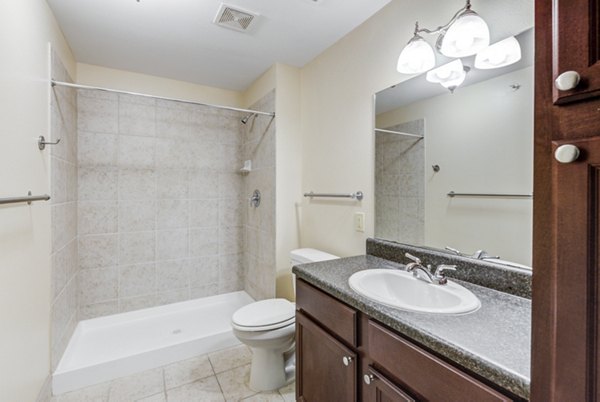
[348,269,481,314]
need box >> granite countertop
[293,255,531,400]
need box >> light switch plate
[354,212,365,232]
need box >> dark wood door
[533,0,600,401]
[362,366,416,402]
[552,0,600,104]
[552,137,600,401]
[296,311,357,402]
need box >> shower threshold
[52,291,254,395]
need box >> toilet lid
[232,299,295,329]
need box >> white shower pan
[53,291,254,395]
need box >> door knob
[555,71,581,91]
[554,144,580,164]
[342,356,353,366]
[363,373,376,385]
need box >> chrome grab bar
[0,191,51,205]
[304,191,364,201]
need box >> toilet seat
[232,299,295,332]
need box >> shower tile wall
[243,91,276,300]
[375,119,424,244]
[50,50,78,370]
[77,91,246,319]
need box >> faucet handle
[434,264,457,277]
[405,253,421,265]
[445,246,461,255]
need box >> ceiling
[47,0,391,91]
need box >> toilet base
[248,346,295,391]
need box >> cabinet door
[552,0,600,104]
[534,1,600,401]
[296,312,357,402]
[547,137,600,401]
[362,366,416,402]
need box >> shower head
[241,113,256,124]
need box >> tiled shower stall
[375,119,424,245]
[49,49,276,370]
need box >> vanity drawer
[295,279,357,347]
[367,320,512,402]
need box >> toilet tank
[290,248,339,266]
[290,248,339,295]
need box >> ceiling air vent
[214,3,259,32]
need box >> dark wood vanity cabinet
[295,279,521,402]
[295,278,359,401]
[296,312,357,401]
[362,366,416,402]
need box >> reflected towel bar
[374,128,423,139]
[0,191,51,205]
[447,191,532,199]
[304,191,364,201]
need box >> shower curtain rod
[50,80,276,117]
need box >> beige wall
[77,63,243,108]
[273,64,302,300]
[0,1,75,401]
[242,65,276,109]
[298,0,533,258]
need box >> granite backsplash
[366,238,532,299]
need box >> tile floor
[51,345,295,402]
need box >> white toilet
[231,248,339,391]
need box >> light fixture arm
[412,0,470,36]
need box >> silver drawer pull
[555,71,581,91]
[555,144,580,164]
[342,356,353,366]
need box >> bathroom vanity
[292,240,531,402]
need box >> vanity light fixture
[474,36,522,70]
[397,29,436,74]
[438,2,490,58]
[397,0,489,73]
[426,59,469,93]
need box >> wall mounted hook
[509,84,521,91]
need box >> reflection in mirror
[374,28,533,269]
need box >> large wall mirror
[374,17,534,268]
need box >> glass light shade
[426,59,464,83]
[426,59,467,91]
[397,35,435,74]
[439,70,466,89]
[440,10,490,58]
[474,36,522,69]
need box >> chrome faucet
[405,253,457,285]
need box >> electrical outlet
[354,212,365,232]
